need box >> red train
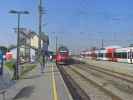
[55,46,70,64]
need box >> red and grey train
[80,47,133,64]
[55,46,70,64]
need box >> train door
[128,49,133,64]
[106,48,116,61]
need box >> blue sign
[0,51,3,75]
[0,51,3,63]
[0,52,3,60]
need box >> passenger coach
[80,47,133,64]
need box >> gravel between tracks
[63,65,114,100]
[71,64,133,100]
[74,57,133,76]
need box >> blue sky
[1,0,133,52]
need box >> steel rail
[57,65,90,100]
[77,62,133,84]
[69,66,122,100]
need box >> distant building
[31,35,39,48]
[10,29,49,62]
[31,33,49,51]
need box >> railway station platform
[3,62,73,100]
[74,57,133,76]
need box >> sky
[1,0,133,53]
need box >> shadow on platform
[13,85,35,100]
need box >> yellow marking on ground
[52,63,59,100]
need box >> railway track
[57,65,90,100]
[70,62,133,100]
[58,64,123,100]
[69,66,122,100]
[78,62,133,83]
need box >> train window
[118,53,120,58]
[114,53,117,58]
[106,53,112,57]
[127,52,133,59]
[99,53,103,57]
[132,53,133,59]
[101,53,103,57]
[60,52,68,56]
[121,52,127,59]
[100,53,106,58]
[100,53,103,57]
[115,53,121,58]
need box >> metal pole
[25,39,26,61]
[102,39,104,49]
[38,0,42,56]
[38,0,47,73]
[29,39,31,62]
[56,36,58,52]
[15,14,20,80]
[9,10,29,80]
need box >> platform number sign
[0,51,3,75]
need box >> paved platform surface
[74,57,133,76]
[0,67,15,90]
[2,62,73,100]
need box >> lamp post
[52,32,58,52]
[9,10,29,80]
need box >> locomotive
[55,46,70,64]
